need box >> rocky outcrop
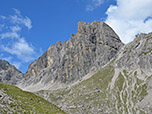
[0,60,23,85]
[22,21,123,87]
[114,33,152,70]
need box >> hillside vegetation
[0,83,66,114]
[37,63,152,114]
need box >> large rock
[0,60,23,85]
[21,21,124,88]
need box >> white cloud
[86,5,94,11]
[0,8,36,69]
[0,9,32,30]
[10,26,21,32]
[12,61,21,69]
[10,15,32,30]
[105,0,152,43]
[1,32,20,39]
[0,26,21,39]
[86,0,103,11]
[0,56,12,62]
[13,8,21,16]
[0,54,21,69]
[24,16,32,30]
[93,0,103,6]
[2,38,35,62]
[1,16,6,20]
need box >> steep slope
[0,83,66,114]
[114,33,152,69]
[0,60,23,85]
[36,64,115,114]
[19,21,123,91]
[36,33,152,114]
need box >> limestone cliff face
[0,60,23,85]
[24,21,124,85]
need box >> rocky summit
[1,21,152,114]
[19,21,123,90]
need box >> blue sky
[0,0,152,72]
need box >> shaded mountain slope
[0,83,66,114]
[0,60,23,85]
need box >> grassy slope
[37,64,152,114]
[0,83,66,114]
[38,65,115,114]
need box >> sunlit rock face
[23,21,123,87]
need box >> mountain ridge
[1,21,152,114]
[18,20,124,91]
[35,33,152,114]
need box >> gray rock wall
[114,33,152,70]
[24,21,124,85]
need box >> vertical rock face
[0,60,23,85]
[23,21,124,86]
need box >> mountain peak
[19,21,124,91]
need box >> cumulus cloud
[86,0,103,11]
[105,0,152,43]
[0,8,35,69]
